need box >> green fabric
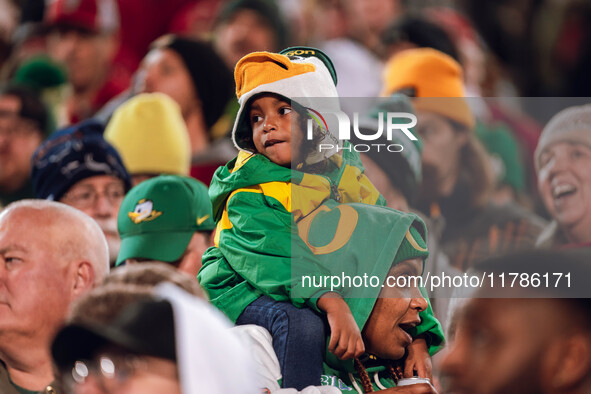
[208,153,291,222]
[199,191,334,321]
[14,56,67,90]
[116,175,215,265]
[198,149,444,377]
[13,56,65,137]
[200,149,387,320]
[475,121,525,193]
[13,384,38,394]
[0,361,59,394]
[304,200,442,374]
[392,226,445,356]
[412,286,445,356]
[345,151,443,357]
[322,362,397,392]
[199,153,335,321]
[394,226,429,263]
[313,210,443,392]
[0,361,20,394]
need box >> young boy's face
[250,95,303,167]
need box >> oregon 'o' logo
[297,205,358,255]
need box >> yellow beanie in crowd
[382,48,475,129]
[104,93,191,176]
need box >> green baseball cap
[116,175,215,266]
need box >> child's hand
[317,292,365,360]
[404,336,432,379]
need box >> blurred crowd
[0,0,589,393]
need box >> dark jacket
[0,361,62,394]
[421,179,547,271]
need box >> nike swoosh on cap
[196,215,210,226]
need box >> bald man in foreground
[0,200,109,394]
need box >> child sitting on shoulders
[198,47,443,390]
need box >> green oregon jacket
[198,150,444,361]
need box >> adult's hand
[378,383,437,393]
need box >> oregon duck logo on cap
[128,199,162,224]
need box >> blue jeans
[237,295,326,390]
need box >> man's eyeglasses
[63,353,178,390]
[61,183,125,209]
[69,355,137,385]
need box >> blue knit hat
[31,119,131,201]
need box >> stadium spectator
[52,284,259,393]
[382,48,546,271]
[0,200,109,393]
[31,120,131,265]
[535,104,591,247]
[212,0,288,69]
[116,175,215,277]
[0,84,49,206]
[104,93,191,186]
[441,249,591,394]
[44,0,130,123]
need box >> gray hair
[0,199,109,282]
